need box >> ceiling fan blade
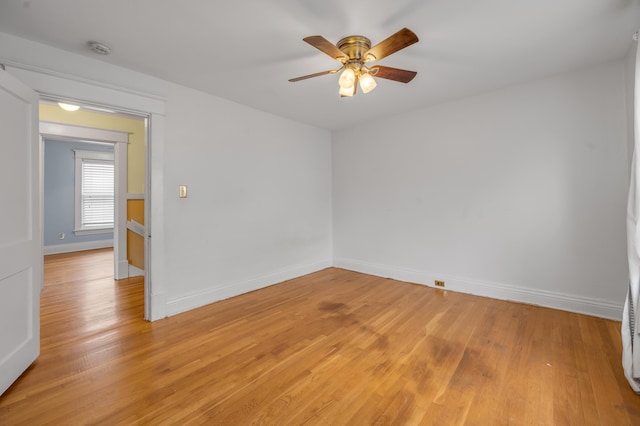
[303,36,349,62]
[370,66,417,83]
[363,28,418,63]
[289,69,341,82]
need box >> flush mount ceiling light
[88,41,112,56]
[58,102,80,111]
[289,28,418,97]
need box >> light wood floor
[1,249,639,425]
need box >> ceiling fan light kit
[289,28,419,98]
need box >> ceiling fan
[289,28,419,97]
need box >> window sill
[74,228,114,236]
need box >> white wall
[162,84,332,314]
[333,61,629,319]
[0,32,333,318]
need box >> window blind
[81,159,114,228]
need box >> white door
[0,68,41,395]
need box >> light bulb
[359,73,377,94]
[58,102,80,112]
[338,68,356,88]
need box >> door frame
[3,63,169,321]
[40,122,129,280]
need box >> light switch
[179,185,188,198]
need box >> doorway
[39,98,149,317]
[2,61,167,321]
[0,66,166,395]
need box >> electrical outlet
[435,280,445,288]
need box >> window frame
[73,149,115,235]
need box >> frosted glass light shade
[359,73,377,94]
[338,68,356,88]
[339,84,355,97]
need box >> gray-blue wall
[44,139,114,247]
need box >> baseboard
[333,257,624,321]
[44,239,113,255]
[115,259,130,280]
[129,264,144,277]
[166,259,332,317]
[149,292,167,321]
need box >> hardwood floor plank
[2,249,640,424]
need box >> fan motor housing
[337,36,371,60]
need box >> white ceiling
[0,0,639,130]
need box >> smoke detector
[88,41,111,56]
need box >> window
[74,149,115,234]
